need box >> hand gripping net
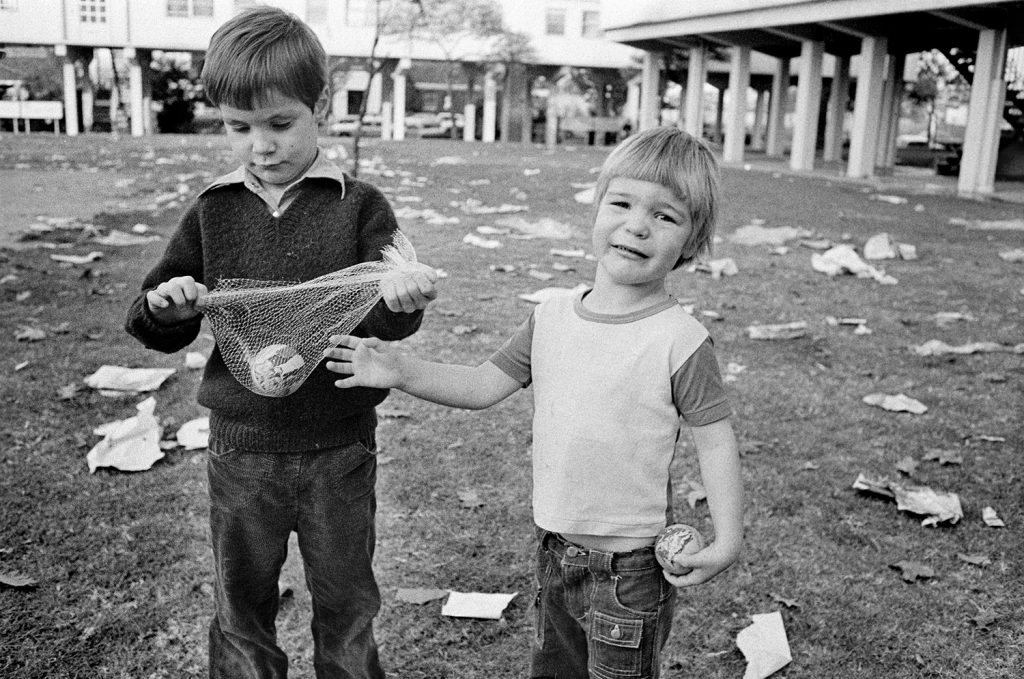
[201,231,417,397]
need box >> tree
[488,31,535,142]
[400,0,505,138]
[907,50,965,145]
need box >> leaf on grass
[923,449,963,466]
[969,610,999,632]
[896,456,919,476]
[982,506,1005,528]
[0,570,38,589]
[890,561,935,582]
[957,553,991,567]
[15,325,46,342]
[770,592,801,609]
[58,384,81,400]
[457,489,485,509]
[396,587,450,604]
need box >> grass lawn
[1,133,1022,678]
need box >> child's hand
[661,541,741,588]
[324,335,404,389]
[380,263,438,313]
[146,276,208,325]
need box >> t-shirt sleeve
[487,311,535,386]
[673,337,732,426]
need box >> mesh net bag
[201,231,417,397]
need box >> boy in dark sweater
[125,7,436,678]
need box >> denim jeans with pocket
[530,529,676,679]
[206,437,384,679]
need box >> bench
[0,100,64,133]
[559,116,628,146]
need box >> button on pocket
[590,611,643,678]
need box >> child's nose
[251,130,275,155]
[625,213,651,238]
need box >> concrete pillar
[367,72,383,114]
[790,39,824,171]
[823,55,850,162]
[638,52,662,131]
[766,58,789,156]
[392,61,408,141]
[58,46,80,137]
[876,53,905,170]
[482,70,497,142]
[750,89,768,150]
[463,103,476,141]
[521,69,534,144]
[625,75,641,132]
[380,101,393,140]
[714,87,725,141]
[125,47,145,137]
[544,93,558,148]
[958,27,1008,197]
[847,37,888,178]
[723,46,751,164]
[79,51,95,132]
[684,44,708,137]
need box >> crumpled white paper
[811,245,897,285]
[729,224,811,247]
[87,397,164,473]
[84,365,176,393]
[441,591,517,619]
[862,392,927,414]
[518,284,589,305]
[737,611,792,679]
[176,417,210,450]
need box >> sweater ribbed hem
[208,409,377,453]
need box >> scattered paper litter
[518,284,589,305]
[728,224,811,247]
[84,365,176,393]
[87,397,164,473]
[960,218,1024,231]
[932,311,975,325]
[396,587,450,604]
[862,393,927,414]
[811,245,897,284]
[746,321,807,340]
[185,352,207,369]
[176,417,209,450]
[982,507,1005,527]
[852,473,963,526]
[870,194,908,205]
[92,230,161,246]
[700,258,738,278]
[441,591,517,619]
[573,187,595,204]
[494,216,578,240]
[736,611,792,679]
[431,156,466,166]
[462,233,502,249]
[911,339,1023,356]
[50,251,104,265]
[999,249,1024,262]
[550,248,587,258]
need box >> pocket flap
[592,611,642,649]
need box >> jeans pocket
[590,611,644,678]
[207,438,241,462]
[613,565,669,615]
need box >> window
[0,0,18,11]
[168,0,213,17]
[234,0,256,11]
[344,0,375,27]
[581,10,600,39]
[307,0,327,24]
[79,0,106,23]
[544,8,566,36]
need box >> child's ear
[313,88,330,121]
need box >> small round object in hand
[654,523,705,575]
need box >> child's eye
[609,200,629,209]
[655,213,678,224]
[271,121,293,130]
[228,124,249,133]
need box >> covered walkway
[602,0,1024,199]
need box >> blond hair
[201,5,327,111]
[593,127,720,268]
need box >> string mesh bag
[201,231,418,397]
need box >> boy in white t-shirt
[324,127,743,678]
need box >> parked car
[328,113,382,137]
[403,112,447,138]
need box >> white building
[0,0,640,140]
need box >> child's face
[592,177,692,291]
[218,89,326,189]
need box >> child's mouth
[612,244,647,259]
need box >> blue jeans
[531,529,677,679]
[207,438,384,679]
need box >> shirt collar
[199,148,347,200]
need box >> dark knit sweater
[125,176,422,452]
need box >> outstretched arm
[324,334,522,410]
[663,417,744,587]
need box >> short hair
[201,5,327,111]
[593,127,720,268]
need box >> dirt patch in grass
[1,135,1022,678]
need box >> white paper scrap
[84,365,176,393]
[176,417,210,450]
[518,284,589,305]
[862,393,927,415]
[441,591,517,620]
[736,611,792,679]
[87,397,164,473]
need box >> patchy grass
[1,134,1022,678]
